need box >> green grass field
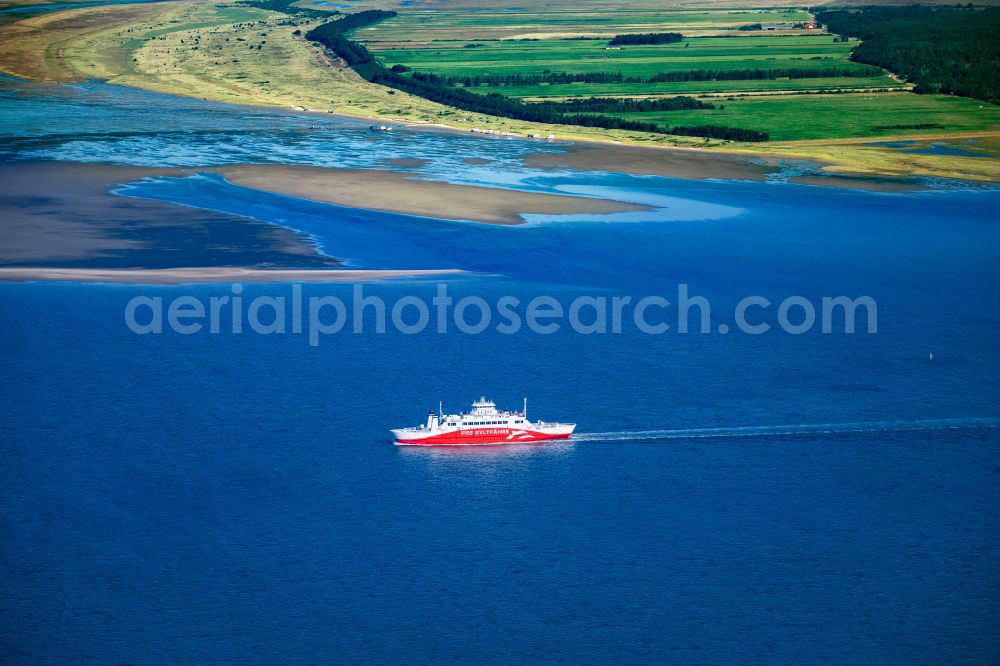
[358,5,995,144]
[610,93,1000,141]
[358,8,812,42]
[375,36,875,76]
[369,34,901,98]
[507,77,902,98]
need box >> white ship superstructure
[391,397,575,446]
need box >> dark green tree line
[608,33,684,46]
[815,5,1000,103]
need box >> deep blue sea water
[2,76,999,663]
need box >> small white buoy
[929,352,934,361]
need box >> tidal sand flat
[0,267,464,283]
[0,161,338,268]
[523,142,775,182]
[524,141,970,190]
[786,173,925,193]
[217,164,651,224]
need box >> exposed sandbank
[787,174,925,193]
[0,267,464,284]
[524,143,775,182]
[0,161,337,267]
[217,164,651,224]
[525,141,988,191]
[0,161,471,282]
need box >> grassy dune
[33,2,464,124]
[0,0,184,80]
[0,0,727,143]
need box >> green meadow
[369,35,900,96]
[358,8,812,41]
[613,93,1000,141]
[501,77,901,99]
[353,5,997,143]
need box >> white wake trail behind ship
[573,417,1000,443]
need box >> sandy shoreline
[0,267,465,284]
[217,164,651,224]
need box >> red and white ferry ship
[391,397,575,446]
